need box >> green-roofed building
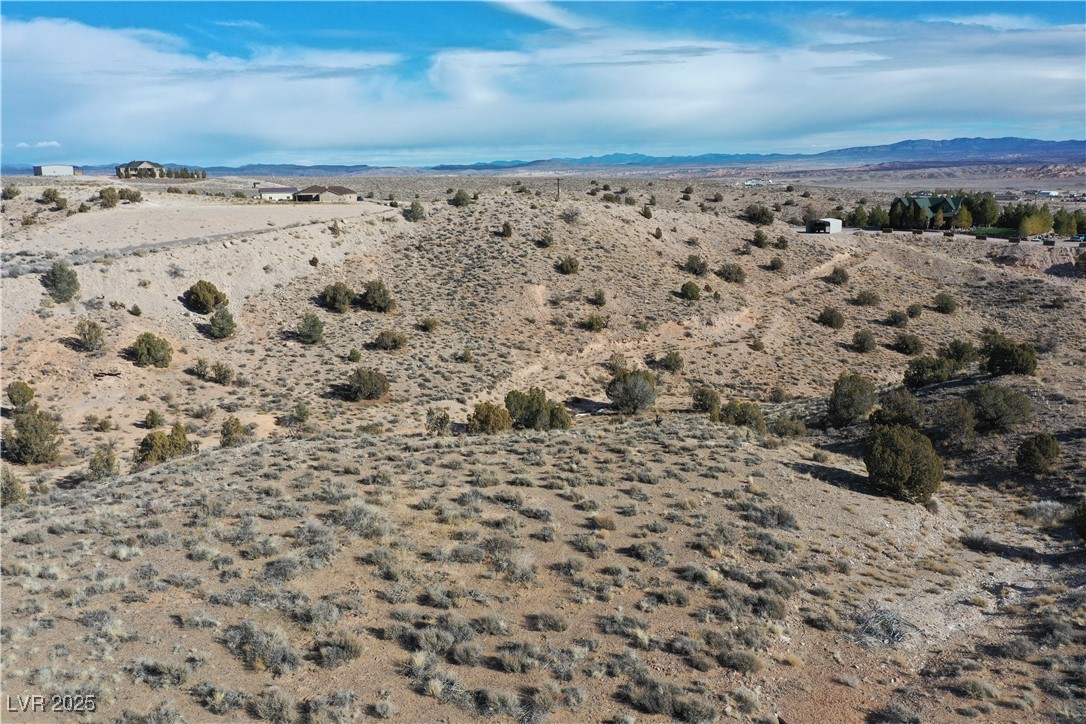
[889,196,965,229]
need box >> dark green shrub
[1070,504,1086,541]
[373,330,407,350]
[1015,433,1059,476]
[320,282,355,313]
[404,200,426,221]
[1,467,27,506]
[767,256,784,271]
[360,280,395,312]
[42,261,80,303]
[771,415,806,437]
[7,405,61,464]
[683,255,708,276]
[501,221,513,238]
[891,333,924,355]
[853,290,881,307]
[885,310,908,328]
[864,425,943,503]
[347,348,361,362]
[98,187,119,208]
[933,292,958,314]
[659,350,684,373]
[903,356,954,390]
[827,266,849,285]
[6,381,35,410]
[906,304,923,319]
[691,386,721,414]
[607,369,656,413]
[211,362,234,385]
[719,400,767,434]
[938,339,979,371]
[131,333,173,368]
[930,399,977,450]
[449,189,472,207]
[183,280,227,313]
[87,444,118,481]
[817,307,844,329]
[418,316,441,332]
[75,319,105,352]
[504,388,571,431]
[134,423,191,467]
[345,368,390,401]
[827,372,876,427]
[208,305,237,339]
[145,410,165,428]
[716,263,746,284]
[983,334,1037,376]
[853,330,876,353]
[556,256,580,275]
[968,384,1032,433]
[220,416,252,448]
[752,229,769,248]
[298,313,324,344]
[582,314,607,332]
[590,289,606,307]
[744,204,774,225]
[466,401,513,434]
[425,407,450,435]
[679,281,701,301]
[1,183,20,200]
[873,388,923,428]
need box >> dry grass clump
[222,620,302,675]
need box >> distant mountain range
[3,137,1083,177]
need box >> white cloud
[1,14,1082,165]
[493,1,588,31]
[935,14,1046,31]
[34,140,61,148]
[212,20,268,32]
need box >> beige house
[294,185,358,202]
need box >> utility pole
[556,177,560,202]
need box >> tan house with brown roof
[294,185,358,202]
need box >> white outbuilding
[259,187,298,201]
[33,164,80,176]
[806,218,843,234]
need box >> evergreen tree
[953,204,972,229]
[208,304,237,339]
[850,205,868,228]
[869,205,890,227]
[889,199,907,228]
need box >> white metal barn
[806,218,843,234]
[33,164,79,176]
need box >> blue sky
[3,2,1084,166]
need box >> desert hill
[1,173,1084,722]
